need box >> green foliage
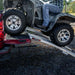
[67,0,72,5]
[0,0,3,10]
[63,1,75,13]
[63,0,72,5]
[67,1,75,13]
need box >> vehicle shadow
[0,44,75,75]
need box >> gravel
[0,39,75,75]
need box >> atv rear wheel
[50,23,74,46]
[3,9,26,35]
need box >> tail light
[0,32,4,41]
[0,32,4,50]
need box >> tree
[63,0,72,13]
[67,0,72,5]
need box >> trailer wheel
[50,23,74,46]
[3,9,26,35]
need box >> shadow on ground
[0,43,75,75]
[0,35,75,75]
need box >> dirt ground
[0,36,75,75]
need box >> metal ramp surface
[26,27,75,57]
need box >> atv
[2,0,75,46]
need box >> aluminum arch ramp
[26,27,75,57]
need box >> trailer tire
[50,23,74,46]
[3,9,26,35]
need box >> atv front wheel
[50,23,74,46]
[3,9,26,35]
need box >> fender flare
[47,13,75,31]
